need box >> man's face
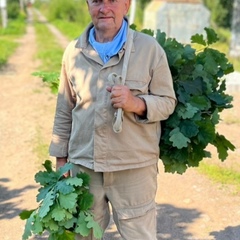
[87,0,130,39]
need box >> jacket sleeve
[136,46,177,123]
[49,49,76,157]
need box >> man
[49,0,177,239]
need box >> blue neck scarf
[89,19,127,64]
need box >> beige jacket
[49,23,177,172]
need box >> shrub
[7,1,21,19]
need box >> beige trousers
[72,164,158,240]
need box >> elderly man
[49,0,176,239]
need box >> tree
[7,0,21,19]
[203,0,233,29]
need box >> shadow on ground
[12,201,240,240]
[0,178,36,220]
[156,203,202,239]
[104,203,203,240]
[210,225,240,240]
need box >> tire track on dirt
[0,9,55,240]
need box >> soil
[0,8,240,240]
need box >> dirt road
[0,9,239,240]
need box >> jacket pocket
[115,200,156,220]
[125,79,149,95]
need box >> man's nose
[99,0,112,11]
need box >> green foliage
[20,160,103,240]
[6,0,26,20]
[203,0,233,29]
[0,17,26,68]
[150,27,235,174]
[0,39,18,67]
[0,18,26,35]
[47,0,77,22]
[139,0,151,8]
[47,0,90,25]
[32,71,60,94]
[7,2,20,19]
[34,21,64,72]
[199,162,240,193]
[33,0,44,9]
[51,19,86,40]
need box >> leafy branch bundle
[20,160,102,240]
[32,71,60,94]
[33,27,235,174]
[151,27,235,174]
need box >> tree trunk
[0,0,7,28]
[19,0,24,12]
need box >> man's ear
[125,0,131,14]
[86,0,90,10]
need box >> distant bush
[0,18,26,35]
[47,0,89,25]
[203,0,233,29]
[47,0,76,22]
[7,2,20,19]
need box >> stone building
[143,0,210,43]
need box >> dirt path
[0,9,240,240]
[0,9,56,240]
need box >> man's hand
[56,157,69,177]
[106,85,146,117]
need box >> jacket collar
[75,17,135,54]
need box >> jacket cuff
[49,135,68,157]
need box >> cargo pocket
[113,200,157,240]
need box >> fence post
[230,0,240,57]
[0,0,7,28]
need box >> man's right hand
[56,157,69,177]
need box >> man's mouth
[99,16,113,20]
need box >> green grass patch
[0,18,26,36]
[0,39,18,67]
[51,19,87,40]
[34,21,64,72]
[198,162,240,193]
[0,18,26,68]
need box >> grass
[0,18,26,68]
[0,18,26,35]
[33,10,64,72]
[51,19,89,40]
[0,39,18,67]
[198,92,240,194]
[198,162,240,194]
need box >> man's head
[86,0,131,42]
